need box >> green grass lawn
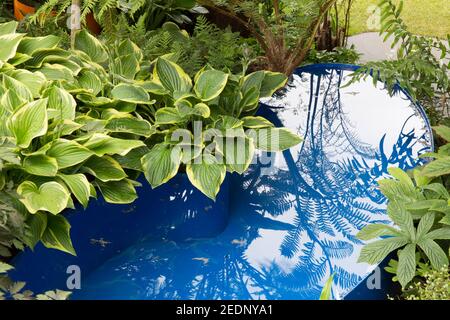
[348,0,450,39]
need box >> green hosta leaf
[1,88,27,113]
[58,173,91,208]
[41,215,75,256]
[17,181,70,215]
[17,35,60,56]
[44,86,76,121]
[358,237,408,265]
[186,154,226,201]
[78,70,102,96]
[23,155,58,177]
[433,125,450,142]
[242,116,274,128]
[216,136,255,174]
[8,99,48,148]
[83,156,127,182]
[39,63,74,82]
[142,143,182,188]
[96,179,138,204]
[55,119,83,136]
[417,239,449,270]
[154,57,192,93]
[113,146,149,171]
[0,21,18,36]
[25,212,47,249]
[192,103,210,118]
[155,107,184,125]
[194,69,228,101]
[118,39,143,60]
[357,224,401,240]
[0,262,13,273]
[105,117,154,137]
[24,48,70,68]
[397,244,417,288]
[83,133,145,157]
[139,80,169,95]
[7,70,47,98]
[74,30,107,63]
[111,83,153,104]
[47,139,94,169]
[114,54,140,79]
[0,33,24,62]
[260,71,287,97]
[421,157,450,177]
[248,127,302,151]
[3,75,33,103]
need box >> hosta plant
[357,126,450,289]
[0,21,152,255]
[0,21,302,261]
[139,56,302,200]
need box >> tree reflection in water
[76,65,432,300]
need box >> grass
[348,0,450,39]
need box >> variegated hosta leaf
[216,136,255,174]
[57,173,91,209]
[83,133,146,157]
[96,179,138,204]
[6,70,47,98]
[241,116,274,129]
[82,156,127,182]
[3,75,33,103]
[194,69,228,101]
[247,127,303,151]
[0,21,18,36]
[141,143,182,188]
[77,70,103,96]
[154,57,192,94]
[41,214,75,256]
[47,139,94,169]
[111,83,153,104]
[17,181,70,215]
[0,33,24,63]
[44,86,76,121]
[105,117,154,137]
[187,153,226,201]
[74,30,108,63]
[8,98,48,148]
[22,154,58,177]
[17,35,61,56]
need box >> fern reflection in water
[75,65,432,300]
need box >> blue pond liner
[10,64,433,300]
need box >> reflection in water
[73,65,432,300]
[11,65,432,300]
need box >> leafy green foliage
[198,0,339,75]
[140,56,302,200]
[31,0,203,39]
[357,126,450,289]
[128,17,257,77]
[404,267,450,300]
[347,0,449,124]
[0,23,155,257]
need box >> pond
[10,64,433,300]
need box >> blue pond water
[11,64,433,300]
